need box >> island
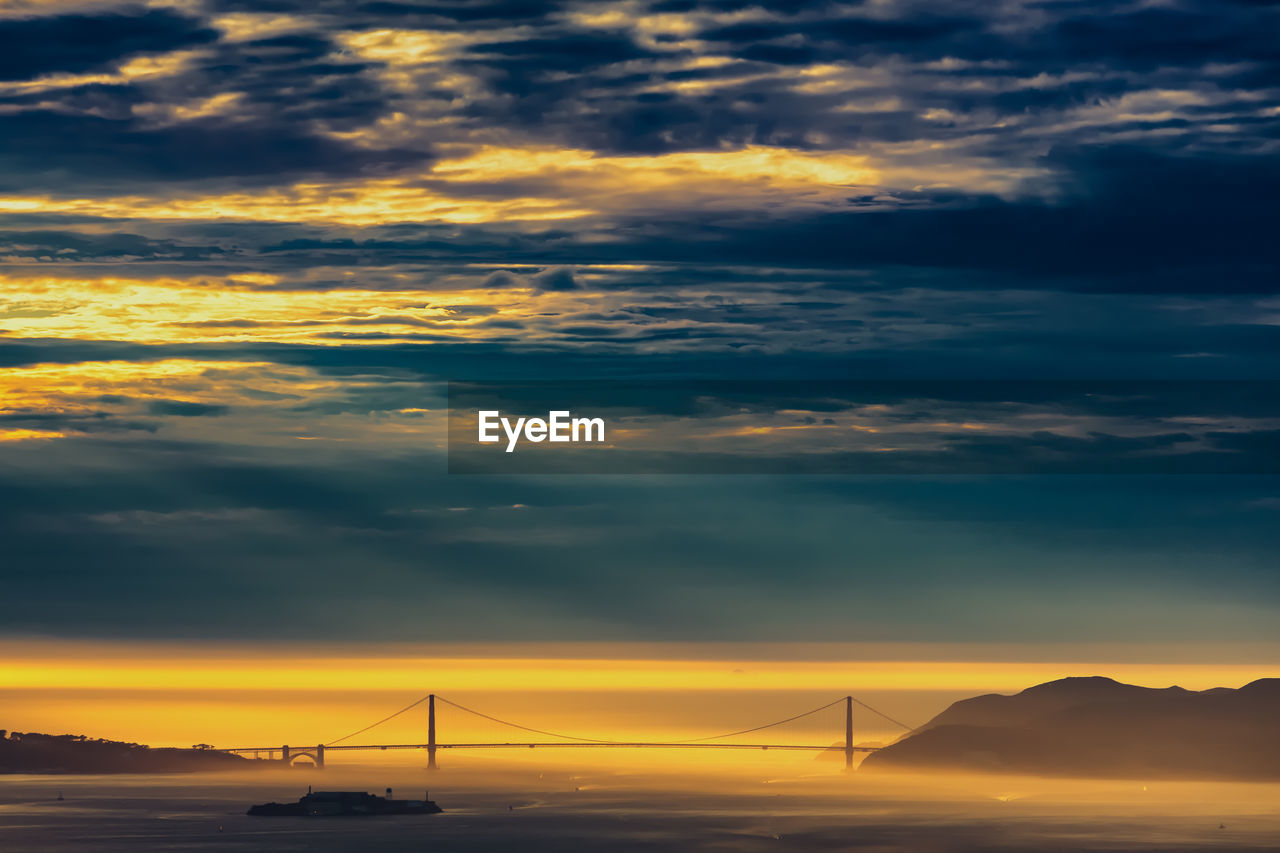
[248,787,442,816]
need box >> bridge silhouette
[222,694,914,771]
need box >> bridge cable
[662,697,847,743]
[326,694,430,746]
[435,696,628,744]
[440,695,857,745]
[849,695,916,732]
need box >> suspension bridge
[221,694,915,771]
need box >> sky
[1,0,1279,680]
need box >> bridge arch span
[288,751,321,768]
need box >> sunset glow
[1,2,1278,848]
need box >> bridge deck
[226,742,879,753]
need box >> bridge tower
[315,744,325,769]
[427,694,438,771]
[844,696,854,770]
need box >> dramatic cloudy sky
[2,0,1278,646]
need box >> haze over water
[5,761,1280,853]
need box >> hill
[0,730,248,774]
[860,676,1280,780]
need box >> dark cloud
[419,0,1280,166]
[0,10,216,81]
[0,112,426,190]
[204,0,553,27]
[8,144,1258,299]
[145,400,230,417]
[694,2,1280,72]
[542,147,1280,295]
[483,270,523,288]
[355,0,552,23]
[468,35,653,72]
[0,230,227,261]
[0,410,158,435]
[1044,6,1280,69]
[701,14,986,61]
[0,17,427,191]
[531,266,578,291]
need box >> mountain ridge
[861,676,1280,780]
